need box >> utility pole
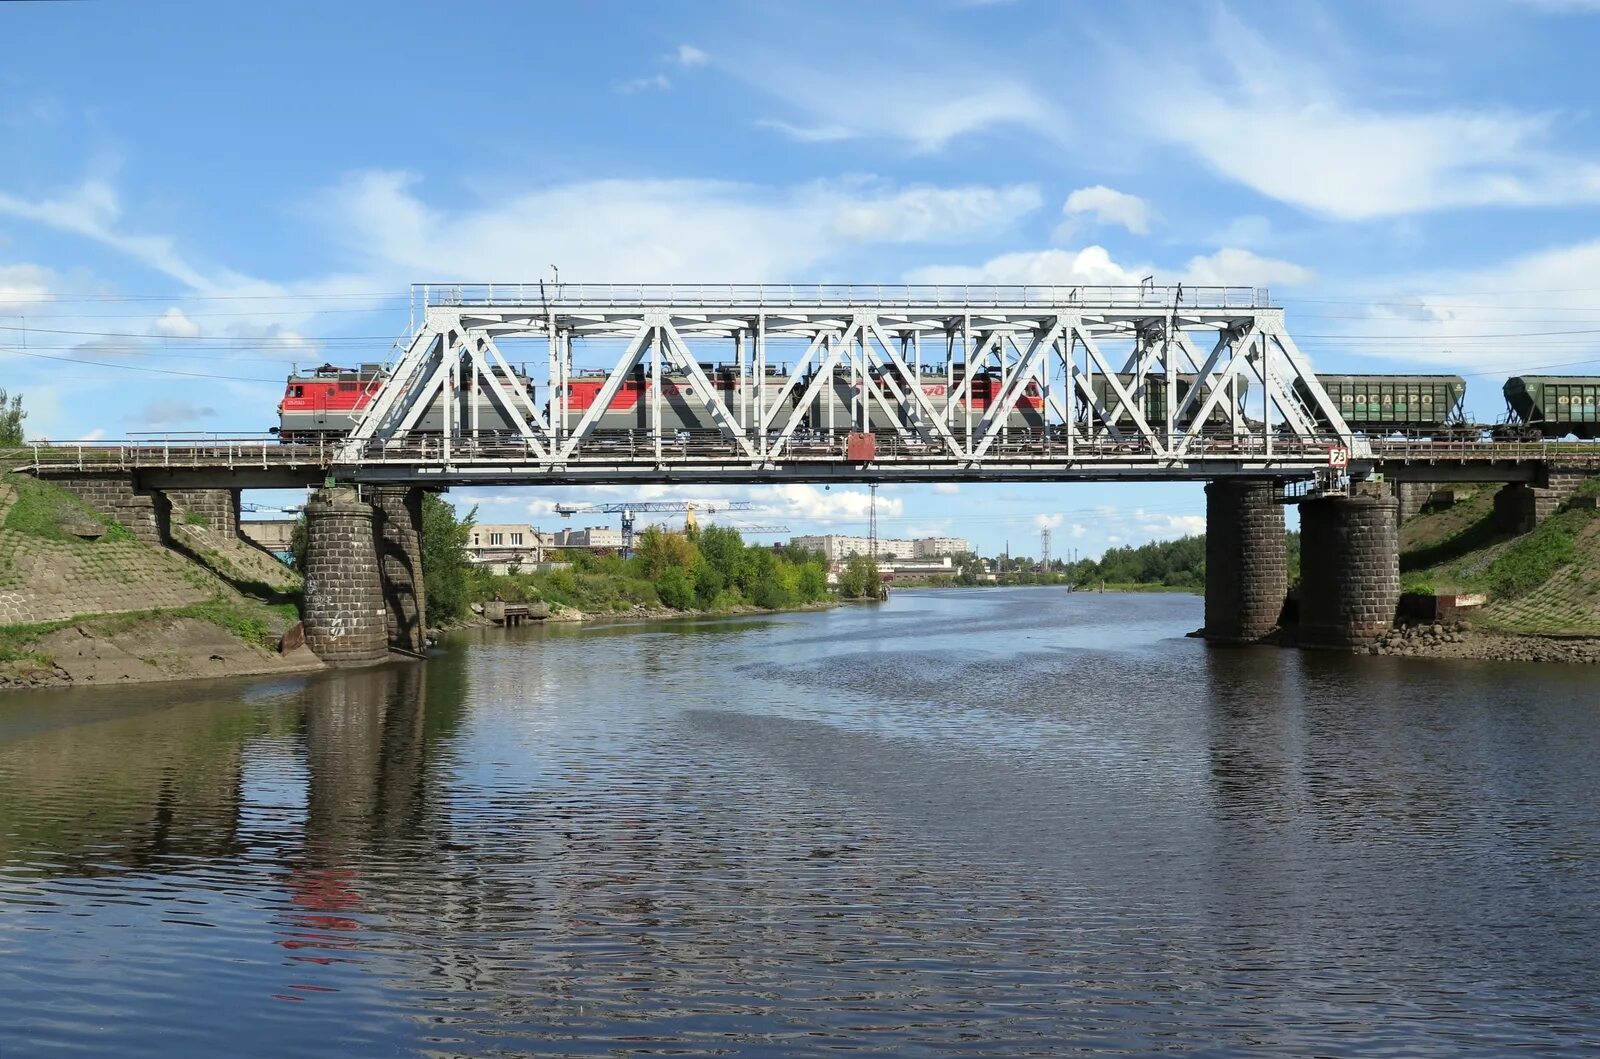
[869,482,878,563]
[1041,527,1052,572]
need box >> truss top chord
[421,281,1273,313]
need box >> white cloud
[0,263,52,310]
[1126,11,1600,219]
[746,59,1058,152]
[1034,513,1064,529]
[831,184,1041,243]
[753,484,904,523]
[1314,234,1600,373]
[932,482,960,495]
[675,44,709,67]
[906,242,1313,291]
[906,245,1145,286]
[319,171,1047,283]
[1069,523,1087,539]
[1211,215,1273,249]
[152,307,200,338]
[1180,248,1313,288]
[0,178,240,290]
[754,119,858,143]
[1058,186,1152,237]
[133,399,217,427]
[617,73,671,94]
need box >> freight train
[276,364,1600,442]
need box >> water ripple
[1,591,1598,1056]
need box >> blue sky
[5,0,1600,557]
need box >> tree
[838,554,881,598]
[421,492,476,624]
[634,525,700,579]
[697,524,746,581]
[0,389,25,447]
[797,563,828,600]
[289,514,308,570]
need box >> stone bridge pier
[302,484,428,665]
[1202,479,1288,643]
[1297,492,1400,650]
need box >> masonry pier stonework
[1202,479,1287,643]
[370,486,428,656]
[1298,492,1401,650]
[302,486,389,665]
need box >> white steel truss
[335,283,1364,484]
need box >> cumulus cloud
[906,245,1144,286]
[675,44,709,67]
[831,184,1041,243]
[1180,248,1313,288]
[906,242,1313,291]
[152,307,200,338]
[0,263,52,310]
[932,482,960,495]
[1057,185,1152,237]
[1034,513,1064,529]
[755,483,904,522]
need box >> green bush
[657,566,696,609]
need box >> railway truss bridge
[342,282,1359,486]
[9,283,1600,666]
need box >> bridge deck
[8,437,1598,488]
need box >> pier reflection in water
[1,590,1599,1057]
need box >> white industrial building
[790,534,970,562]
[467,523,543,566]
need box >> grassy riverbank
[0,474,313,689]
[1399,479,1600,635]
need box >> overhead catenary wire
[0,345,282,383]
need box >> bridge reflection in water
[4,594,1600,1056]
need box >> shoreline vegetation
[12,462,1600,688]
[421,505,861,626]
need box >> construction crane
[554,499,754,556]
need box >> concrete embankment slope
[0,474,319,689]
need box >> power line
[0,323,388,342]
[0,345,282,383]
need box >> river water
[2,589,1598,1057]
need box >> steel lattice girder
[336,287,1364,479]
